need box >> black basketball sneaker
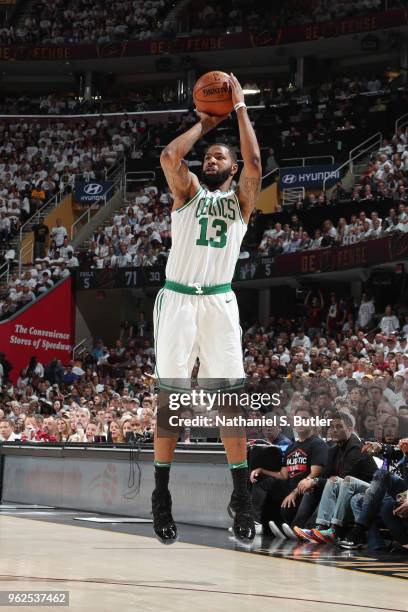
[151,490,178,545]
[228,490,256,543]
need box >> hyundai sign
[74,181,113,203]
[279,165,340,190]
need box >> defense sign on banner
[74,181,113,204]
[279,165,341,190]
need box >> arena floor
[0,505,406,612]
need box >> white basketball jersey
[165,186,247,285]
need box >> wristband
[234,101,247,112]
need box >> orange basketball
[193,71,233,117]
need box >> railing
[281,155,335,167]
[18,189,64,273]
[0,261,9,286]
[18,190,62,243]
[73,170,108,183]
[72,338,89,359]
[124,171,156,201]
[261,167,279,190]
[282,187,305,207]
[106,153,125,181]
[70,207,94,240]
[19,241,34,274]
[348,132,382,164]
[395,112,408,134]
[322,131,382,191]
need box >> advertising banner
[0,277,75,382]
[279,165,340,190]
[276,236,393,277]
[74,181,113,204]
[74,234,408,288]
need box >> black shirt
[284,435,328,491]
[324,434,377,482]
[33,223,49,243]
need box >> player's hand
[399,438,408,454]
[195,110,229,129]
[250,468,263,483]
[362,441,381,455]
[393,500,408,518]
[281,492,297,508]
[229,73,245,106]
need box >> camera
[125,431,137,443]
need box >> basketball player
[152,74,262,544]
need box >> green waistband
[164,280,232,295]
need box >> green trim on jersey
[234,192,246,226]
[176,186,204,213]
[164,280,232,295]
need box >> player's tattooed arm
[238,174,262,204]
[229,73,262,223]
[237,172,262,223]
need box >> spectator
[109,419,125,444]
[340,438,408,550]
[51,218,67,249]
[32,220,50,259]
[357,293,375,330]
[250,406,328,536]
[0,419,19,441]
[293,412,377,543]
[379,305,400,335]
[56,418,71,442]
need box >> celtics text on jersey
[165,186,247,286]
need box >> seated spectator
[294,412,378,543]
[340,438,408,550]
[56,417,71,442]
[109,419,125,444]
[0,418,19,441]
[250,406,328,536]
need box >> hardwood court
[0,512,406,612]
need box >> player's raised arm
[230,74,262,223]
[160,113,228,210]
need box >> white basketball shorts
[153,285,245,390]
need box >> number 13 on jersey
[196,217,227,249]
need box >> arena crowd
[0,0,175,45]
[0,0,401,46]
[181,0,401,35]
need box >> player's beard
[202,166,233,190]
